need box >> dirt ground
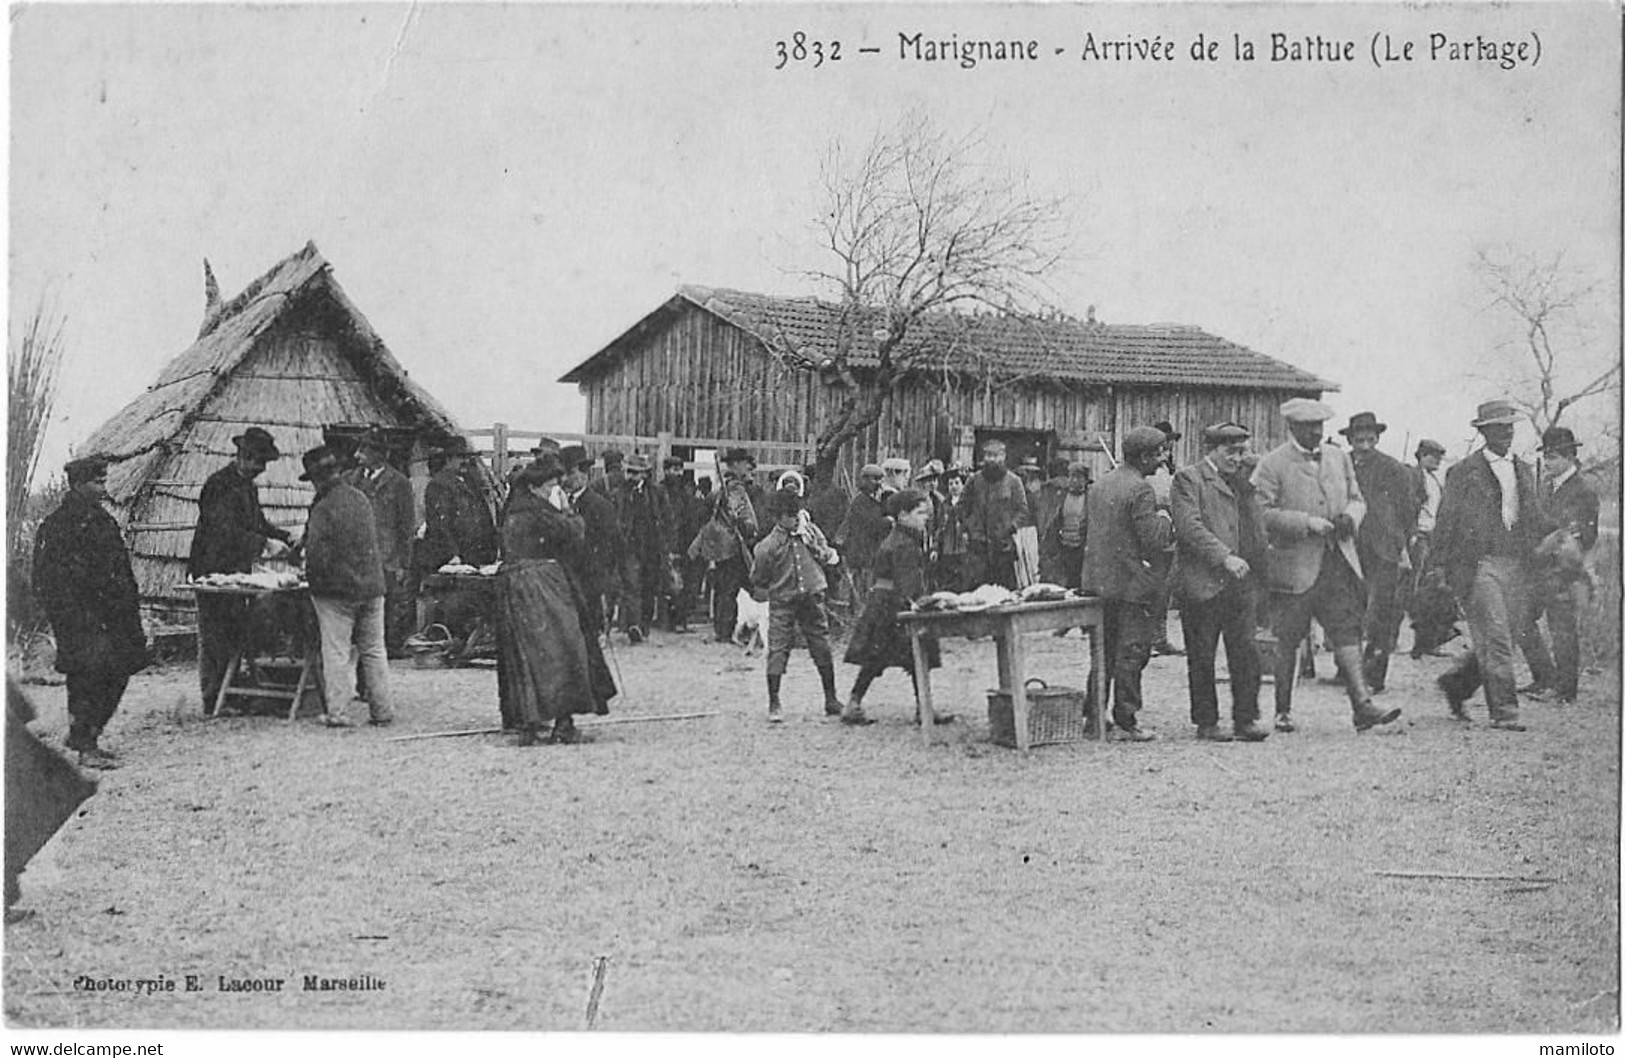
[4,621,1619,1033]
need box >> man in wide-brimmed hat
[349,426,417,658]
[187,426,295,712]
[1340,411,1418,693]
[560,444,622,635]
[1433,399,1555,730]
[1252,399,1401,734]
[613,453,674,644]
[420,436,497,572]
[32,456,149,767]
[1515,424,1600,705]
[300,446,391,728]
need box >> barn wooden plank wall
[579,302,1319,488]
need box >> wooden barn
[560,285,1337,480]
[80,241,467,616]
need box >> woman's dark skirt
[843,587,940,672]
[496,559,615,729]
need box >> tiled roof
[561,285,1336,393]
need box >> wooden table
[183,583,316,720]
[896,596,1106,751]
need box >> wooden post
[656,431,673,469]
[492,422,509,481]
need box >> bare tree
[1474,247,1620,435]
[771,115,1070,482]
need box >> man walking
[1252,399,1400,733]
[32,457,149,768]
[350,428,417,658]
[1404,439,1451,657]
[1082,426,1174,741]
[1517,425,1598,704]
[1171,424,1270,742]
[1342,411,1418,693]
[962,439,1031,590]
[300,446,392,728]
[187,427,294,712]
[1433,400,1554,730]
[660,456,706,631]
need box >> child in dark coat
[841,488,950,726]
[751,488,844,723]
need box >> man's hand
[1305,516,1335,537]
[1222,555,1250,579]
[1332,513,1356,540]
[1398,548,1412,572]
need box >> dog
[732,589,766,655]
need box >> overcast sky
[11,3,1621,477]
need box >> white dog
[732,589,766,655]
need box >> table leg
[211,652,241,719]
[1089,618,1105,740]
[994,632,1013,692]
[911,632,936,744]
[1008,632,1031,752]
[288,651,312,721]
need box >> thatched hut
[81,241,466,617]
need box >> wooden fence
[465,425,820,481]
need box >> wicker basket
[404,624,454,669]
[987,677,1093,748]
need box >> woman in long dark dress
[496,456,616,745]
[841,487,948,726]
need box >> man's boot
[767,674,784,724]
[815,663,844,717]
[1336,645,1400,730]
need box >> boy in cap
[751,488,845,721]
[1252,399,1400,733]
[188,426,294,712]
[879,456,912,497]
[1516,425,1599,704]
[1433,400,1554,729]
[32,456,149,767]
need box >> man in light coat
[1081,426,1173,741]
[1171,423,1269,742]
[1252,398,1400,733]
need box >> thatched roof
[80,241,464,602]
[561,285,1337,394]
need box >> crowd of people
[27,394,1603,763]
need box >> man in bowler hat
[1516,425,1599,704]
[1341,411,1418,693]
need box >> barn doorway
[973,428,1056,474]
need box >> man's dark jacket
[1432,450,1553,601]
[305,479,387,602]
[422,467,497,569]
[33,490,147,676]
[187,464,291,577]
[1352,447,1418,566]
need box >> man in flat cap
[188,426,294,712]
[613,453,674,644]
[32,456,149,767]
[1342,411,1418,693]
[1082,426,1174,741]
[1171,423,1269,742]
[1252,399,1400,733]
[707,447,765,644]
[561,445,623,635]
[1516,424,1599,704]
[349,427,417,658]
[962,439,1032,590]
[835,463,890,603]
[1433,400,1555,730]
